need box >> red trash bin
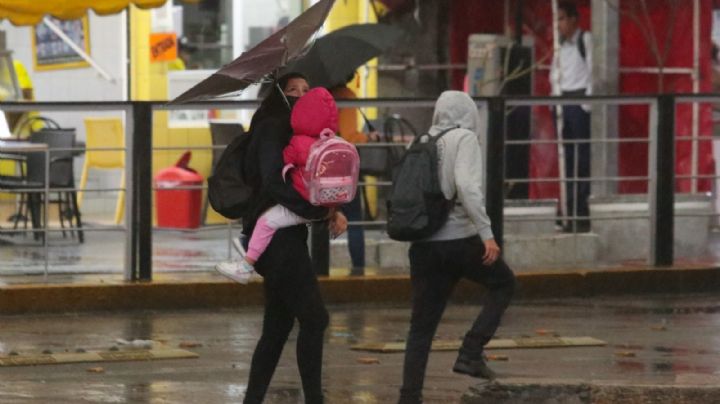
[155,151,204,229]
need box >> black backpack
[386,127,456,241]
[207,132,254,219]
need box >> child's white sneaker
[215,259,254,284]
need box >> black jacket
[242,113,328,236]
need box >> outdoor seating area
[0,117,84,243]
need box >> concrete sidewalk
[0,265,719,314]
[1,294,720,403]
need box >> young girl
[216,87,340,283]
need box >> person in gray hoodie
[398,91,515,404]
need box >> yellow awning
[0,0,168,26]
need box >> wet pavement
[1,294,720,403]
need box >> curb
[0,267,719,314]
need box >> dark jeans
[561,103,591,230]
[244,225,329,404]
[340,189,365,272]
[399,236,515,404]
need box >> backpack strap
[577,30,587,61]
[319,128,335,139]
[426,125,460,204]
[416,125,458,145]
[431,126,459,141]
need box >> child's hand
[328,211,348,238]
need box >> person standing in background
[330,74,379,275]
[6,59,43,137]
[550,1,593,233]
[168,37,197,71]
[13,59,34,101]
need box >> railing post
[651,95,674,266]
[486,97,506,246]
[131,102,153,281]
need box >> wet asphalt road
[1,294,720,403]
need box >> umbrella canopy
[0,0,167,26]
[282,23,404,89]
[170,0,336,104]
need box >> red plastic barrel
[154,151,203,229]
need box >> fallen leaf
[357,357,380,365]
[651,325,667,331]
[615,351,636,358]
[87,367,105,373]
[179,341,202,348]
[534,329,556,336]
[486,354,509,361]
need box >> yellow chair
[80,117,125,224]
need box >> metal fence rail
[0,94,715,281]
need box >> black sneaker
[452,356,497,380]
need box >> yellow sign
[150,32,177,63]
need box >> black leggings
[244,225,329,404]
[399,236,515,403]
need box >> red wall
[449,0,714,198]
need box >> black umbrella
[280,23,404,89]
[170,0,335,104]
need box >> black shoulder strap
[427,126,459,144]
[577,30,587,61]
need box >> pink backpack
[304,129,360,207]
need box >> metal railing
[0,94,714,281]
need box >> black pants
[244,225,329,404]
[399,236,515,403]
[561,103,591,229]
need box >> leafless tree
[605,0,682,92]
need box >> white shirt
[551,29,593,96]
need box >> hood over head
[250,72,309,130]
[429,90,481,137]
[291,87,338,137]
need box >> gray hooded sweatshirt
[426,91,494,242]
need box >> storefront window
[168,1,304,126]
[173,0,304,70]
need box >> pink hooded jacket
[283,87,339,200]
